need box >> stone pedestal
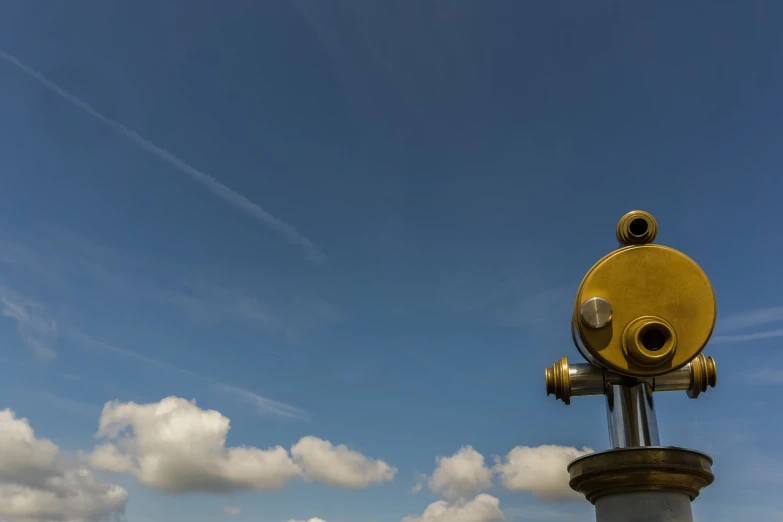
[596,492,693,522]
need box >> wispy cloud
[718,307,783,331]
[745,368,783,385]
[179,281,283,331]
[66,327,200,377]
[0,284,57,361]
[215,384,309,420]
[734,448,783,486]
[208,507,243,518]
[41,392,99,417]
[67,327,308,420]
[0,48,326,264]
[223,507,242,517]
[713,329,783,343]
[0,237,66,287]
[0,231,307,338]
[410,471,427,494]
[713,307,783,344]
[431,246,573,328]
[439,281,571,328]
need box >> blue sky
[1,2,782,522]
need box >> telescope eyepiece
[617,210,658,246]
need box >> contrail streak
[67,326,309,420]
[0,49,326,264]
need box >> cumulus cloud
[223,506,242,516]
[494,445,593,501]
[86,396,300,493]
[285,519,327,522]
[0,411,59,487]
[84,396,396,494]
[82,443,134,473]
[291,436,397,488]
[428,446,493,500]
[0,408,127,521]
[0,284,57,361]
[402,494,503,522]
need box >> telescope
[545,210,717,522]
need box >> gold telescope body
[546,210,718,401]
[575,210,716,377]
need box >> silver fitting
[580,297,613,329]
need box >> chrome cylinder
[546,355,717,405]
[652,365,692,392]
[569,363,605,397]
[652,354,717,398]
[606,382,660,448]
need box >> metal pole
[605,382,660,448]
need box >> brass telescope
[545,211,717,522]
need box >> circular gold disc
[574,244,716,377]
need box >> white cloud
[495,445,593,501]
[0,284,57,361]
[0,408,127,521]
[0,409,60,486]
[285,519,327,522]
[86,396,301,493]
[402,494,503,522]
[291,436,397,488]
[84,397,396,494]
[428,446,493,500]
[224,506,242,516]
[82,443,134,473]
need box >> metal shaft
[652,365,692,392]
[605,382,660,448]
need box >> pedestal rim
[568,446,714,504]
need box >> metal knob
[580,297,613,329]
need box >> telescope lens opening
[641,327,668,351]
[628,218,649,238]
